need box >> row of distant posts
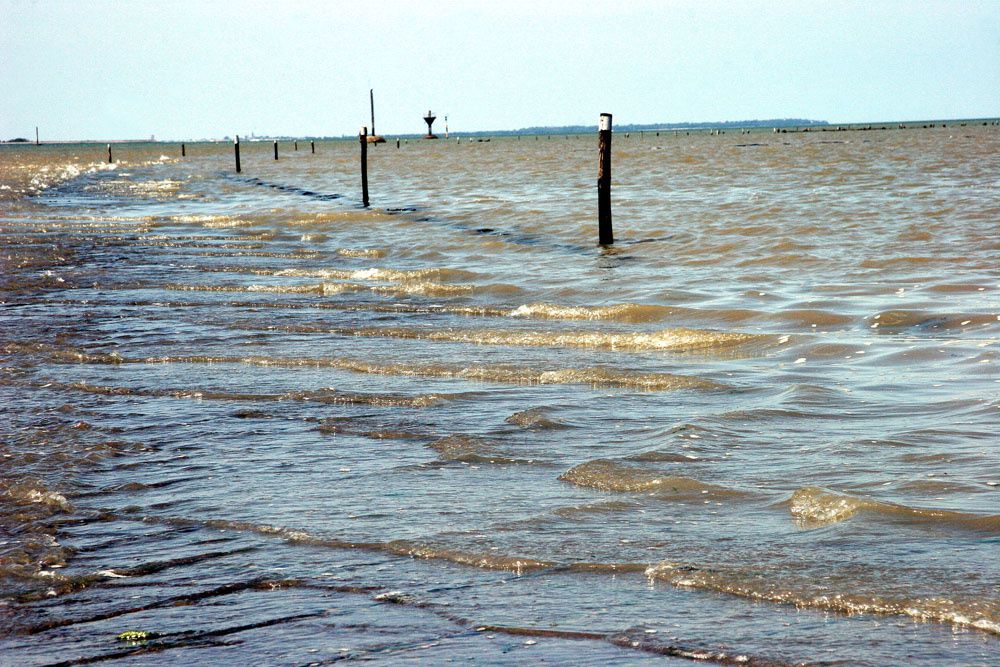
[231,137,316,173]
[225,116,617,246]
[105,138,314,169]
[168,138,365,180]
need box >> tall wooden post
[181,143,186,157]
[234,136,241,173]
[107,144,113,164]
[360,126,369,207]
[597,113,613,245]
[311,140,315,154]
[273,140,278,160]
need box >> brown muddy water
[0,127,998,665]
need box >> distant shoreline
[4,115,998,144]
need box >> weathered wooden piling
[273,140,278,160]
[396,138,400,149]
[181,143,186,157]
[597,113,613,245]
[360,126,369,207]
[311,141,315,154]
[234,136,242,173]
[294,141,298,151]
[107,144,113,164]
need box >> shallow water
[1,127,998,665]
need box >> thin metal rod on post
[35,127,39,145]
[597,113,613,245]
[234,136,241,173]
[360,126,369,207]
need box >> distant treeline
[512,119,829,136]
[318,118,828,140]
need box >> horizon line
[5,114,999,144]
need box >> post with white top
[597,113,613,245]
[360,126,369,207]
[273,140,278,160]
[234,136,241,173]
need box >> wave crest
[646,561,1000,636]
[788,486,1000,532]
[559,460,747,499]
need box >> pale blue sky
[2,0,998,140]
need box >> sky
[1,0,998,141]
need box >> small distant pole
[273,140,278,160]
[181,143,186,157]
[396,138,400,149]
[294,140,298,151]
[234,136,241,173]
[597,113,613,245]
[107,143,113,164]
[35,126,39,145]
[311,140,315,154]
[360,126,369,207]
